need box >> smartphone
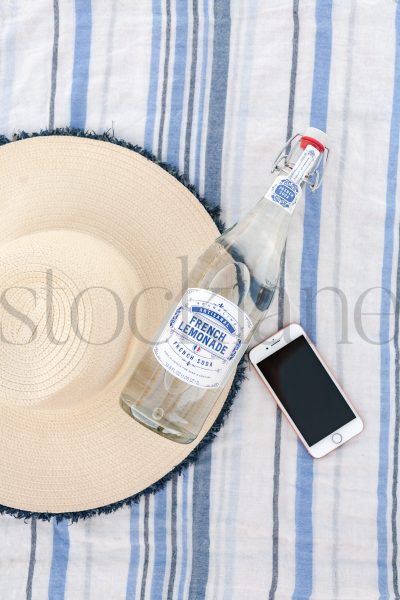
[249,323,363,458]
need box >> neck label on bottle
[267,144,320,213]
[153,288,253,389]
[267,176,302,213]
[290,144,320,182]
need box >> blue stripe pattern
[378,5,400,599]
[177,468,189,599]
[126,503,141,599]
[70,0,92,129]
[189,444,212,599]
[167,0,188,167]
[150,486,167,599]
[294,2,333,599]
[48,520,70,600]
[204,0,231,205]
[144,0,162,151]
[194,0,209,191]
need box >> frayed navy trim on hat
[0,128,248,522]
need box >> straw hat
[0,133,238,516]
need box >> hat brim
[0,133,242,516]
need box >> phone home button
[332,432,342,444]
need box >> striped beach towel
[0,1,399,598]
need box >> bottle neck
[289,143,321,185]
[218,143,322,288]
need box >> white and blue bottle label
[267,175,302,214]
[153,288,253,389]
[267,144,320,213]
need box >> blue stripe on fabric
[167,0,188,167]
[144,0,163,151]
[150,485,168,599]
[126,503,141,599]
[204,0,231,205]
[189,444,212,599]
[177,468,189,600]
[294,2,333,599]
[48,519,70,600]
[194,0,209,190]
[378,6,400,599]
[70,0,92,129]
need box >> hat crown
[0,229,138,409]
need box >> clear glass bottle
[120,127,328,443]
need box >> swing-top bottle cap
[271,127,329,191]
[300,127,327,153]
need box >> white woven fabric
[0,0,399,598]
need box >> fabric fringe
[0,128,248,522]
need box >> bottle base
[120,395,197,444]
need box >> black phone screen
[256,335,356,446]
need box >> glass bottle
[120,127,328,443]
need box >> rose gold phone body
[249,323,363,458]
